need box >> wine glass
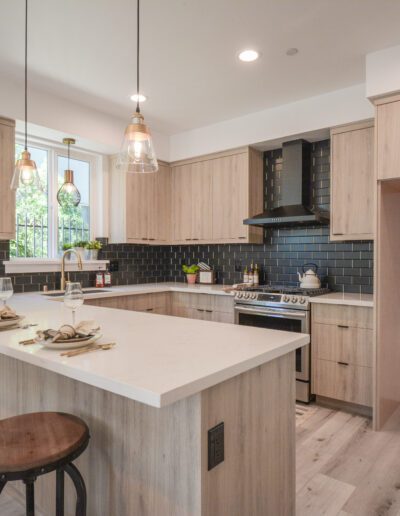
[0,278,13,307]
[64,282,84,326]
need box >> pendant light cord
[136,0,140,114]
[67,140,70,169]
[24,0,28,150]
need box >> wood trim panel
[170,147,248,168]
[330,119,374,135]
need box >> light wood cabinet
[171,147,263,244]
[312,303,373,408]
[376,95,400,181]
[330,121,374,241]
[0,117,16,239]
[85,292,171,315]
[126,162,171,244]
[171,292,234,323]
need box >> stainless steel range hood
[244,139,330,227]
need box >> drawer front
[312,304,373,329]
[313,323,373,367]
[313,359,372,407]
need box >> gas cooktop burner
[254,286,330,297]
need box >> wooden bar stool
[0,412,90,516]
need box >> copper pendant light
[118,0,158,174]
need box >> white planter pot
[74,247,86,260]
[85,249,99,260]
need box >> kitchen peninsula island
[0,292,308,516]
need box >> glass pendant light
[57,138,81,207]
[118,0,158,173]
[10,0,39,190]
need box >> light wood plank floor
[1,404,400,515]
[296,404,400,516]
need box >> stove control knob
[236,292,242,299]
[243,293,249,299]
[291,296,298,303]
[299,297,306,304]
[283,295,290,303]
[251,293,257,300]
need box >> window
[11,139,97,259]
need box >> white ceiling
[1,0,400,135]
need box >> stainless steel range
[234,285,330,403]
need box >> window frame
[14,136,99,260]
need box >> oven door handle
[234,306,307,319]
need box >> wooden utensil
[61,343,116,358]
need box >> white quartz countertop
[309,292,374,307]
[44,282,233,300]
[0,290,308,408]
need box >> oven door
[234,304,310,382]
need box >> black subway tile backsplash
[0,139,374,294]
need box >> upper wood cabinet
[126,162,171,244]
[330,121,375,241]
[0,117,16,240]
[376,94,400,181]
[171,147,263,244]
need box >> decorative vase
[186,273,197,284]
[85,249,99,260]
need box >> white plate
[41,333,102,350]
[0,315,25,328]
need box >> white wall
[366,45,400,99]
[169,84,373,161]
[0,75,170,160]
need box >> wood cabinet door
[377,99,400,180]
[212,153,248,241]
[190,161,213,241]
[149,163,171,242]
[0,118,15,239]
[331,123,374,240]
[172,165,192,242]
[126,173,154,242]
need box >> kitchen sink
[43,289,111,297]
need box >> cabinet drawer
[313,359,372,407]
[312,304,373,329]
[313,323,373,367]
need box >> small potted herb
[62,243,73,259]
[74,240,88,260]
[85,240,102,260]
[182,264,199,284]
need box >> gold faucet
[60,249,83,291]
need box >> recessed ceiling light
[286,48,299,56]
[130,93,147,103]
[238,49,259,62]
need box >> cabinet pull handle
[185,238,192,241]
[238,236,246,239]
[142,238,148,241]
[148,238,155,241]
[337,325,349,329]
[197,308,204,312]
[337,361,349,366]
[205,309,213,313]
[146,308,154,312]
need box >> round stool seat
[0,412,89,475]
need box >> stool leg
[0,479,7,495]
[65,463,87,516]
[24,479,35,516]
[56,469,65,516]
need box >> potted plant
[182,264,199,284]
[74,240,88,260]
[85,240,102,260]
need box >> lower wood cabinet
[311,303,373,408]
[85,292,171,315]
[0,117,16,239]
[171,292,234,323]
[85,291,235,324]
